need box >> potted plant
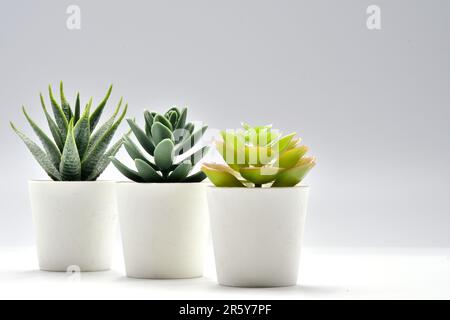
[111,107,210,279]
[11,82,127,272]
[202,123,316,287]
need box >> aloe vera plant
[11,82,128,181]
[111,107,209,182]
[202,123,316,187]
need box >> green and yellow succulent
[202,123,316,187]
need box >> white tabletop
[1,246,449,300]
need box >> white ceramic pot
[116,183,208,279]
[28,181,117,272]
[207,186,309,287]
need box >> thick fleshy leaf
[74,93,81,124]
[144,110,154,137]
[176,107,187,129]
[127,118,155,155]
[59,81,72,121]
[60,120,81,181]
[239,167,280,185]
[174,125,208,155]
[278,146,308,169]
[87,135,126,181]
[81,104,127,179]
[123,136,156,169]
[110,157,143,182]
[168,163,192,182]
[151,122,174,146]
[168,111,178,128]
[154,139,174,171]
[10,122,61,180]
[49,84,68,141]
[201,164,244,187]
[286,137,301,150]
[184,170,207,183]
[89,84,113,131]
[74,98,92,158]
[154,114,173,131]
[272,132,296,153]
[22,106,61,169]
[184,122,195,134]
[86,98,122,155]
[40,93,64,151]
[135,159,163,182]
[271,157,316,187]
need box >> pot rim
[115,181,208,185]
[207,185,309,190]
[28,180,115,184]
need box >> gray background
[1,0,449,247]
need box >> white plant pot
[28,181,117,272]
[116,182,208,279]
[207,186,309,287]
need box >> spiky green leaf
[74,98,92,158]
[49,84,68,141]
[74,93,81,124]
[10,122,61,180]
[87,135,126,181]
[60,120,81,181]
[89,84,113,131]
[40,93,64,151]
[59,81,72,121]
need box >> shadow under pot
[116,182,208,279]
[207,186,309,287]
[28,181,117,272]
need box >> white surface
[116,183,208,278]
[29,181,117,271]
[1,246,450,300]
[208,187,308,287]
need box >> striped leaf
[59,81,72,121]
[40,93,64,151]
[74,98,92,158]
[60,119,81,181]
[22,106,61,169]
[48,84,68,142]
[10,122,62,180]
[81,104,127,179]
[74,92,81,124]
[89,84,113,131]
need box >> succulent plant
[11,82,128,181]
[202,123,316,187]
[111,107,209,182]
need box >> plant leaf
[144,110,154,137]
[60,119,81,181]
[176,107,187,129]
[176,145,209,167]
[201,164,244,187]
[110,157,144,182]
[127,118,155,155]
[239,167,280,185]
[272,132,296,153]
[278,146,308,169]
[151,122,174,146]
[81,104,127,179]
[183,170,207,183]
[86,98,122,155]
[74,92,81,124]
[59,81,72,121]
[40,93,64,151]
[154,139,174,171]
[49,84,68,142]
[123,136,157,169]
[154,114,173,131]
[89,84,113,131]
[10,122,61,180]
[135,159,163,182]
[22,106,61,169]
[87,134,127,181]
[184,122,195,134]
[271,157,316,187]
[168,163,192,182]
[74,98,92,158]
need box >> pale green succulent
[11,82,128,181]
[202,123,316,187]
[111,107,209,182]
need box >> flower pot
[207,186,309,287]
[28,181,117,272]
[116,182,208,279]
